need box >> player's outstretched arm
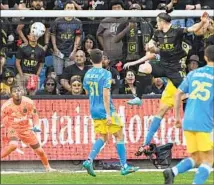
[31,103,41,132]
[123,51,156,69]
[174,89,185,128]
[187,12,209,33]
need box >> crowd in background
[0,0,213,96]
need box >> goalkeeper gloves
[31,126,41,132]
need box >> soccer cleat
[127,97,142,106]
[135,145,150,156]
[46,168,57,172]
[163,168,175,184]
[121,165,139,176]
[83,160,96,177]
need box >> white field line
[1,168,213,174]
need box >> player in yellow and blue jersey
[82,49,139,177]
[163,45,214,184]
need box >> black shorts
[150,62,184,88]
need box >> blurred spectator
[0,18,15,55]
[54,0,82,10]
[40,66,62,91]
[16,0,50,48]
[51,0,82,76]
[166,0,201,10]
[115,3,153,98]
[80,0,104,39]
[8,0,36,9]
[200,0,214,9]
[187,54,199,72]
[97,0,125,65]
[0,0,9,9]
[114,3,153,62]
[0,68,15,96]
[119,69,136,95]
[19,0,46,9]
[152,0,167,9]
[5,0,20,9]
[146,77,166,94]
[45,0,55,10]
[81,34,97,66]
[15,32,45,95]
[156,2,166,9]
[65,75,83,95]
[124,0,153,10]
[21,0,31,8]
[0,51,6,81]
[60,50,90,93]
[102,54,120,94]
[45,66,58,80]
[36,77,59,95]
[88,0,110,10]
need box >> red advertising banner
[1,98,188,161]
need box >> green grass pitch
[1,171,214,184]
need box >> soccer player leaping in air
[82,49,139,177]
[163,45,214,184]
[122,12,210,155]
[1,85,55,172]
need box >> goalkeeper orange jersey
[1,96,39,133]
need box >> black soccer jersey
[152,26,187,63]
[16,44,45,74]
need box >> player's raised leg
[135,80,176,155]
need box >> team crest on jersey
[164,35,168,43]
[33,109,37,114]
[128,42,136,52]
[9,129,15,134]
[31,51,35,59]
[23,107,27,113]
